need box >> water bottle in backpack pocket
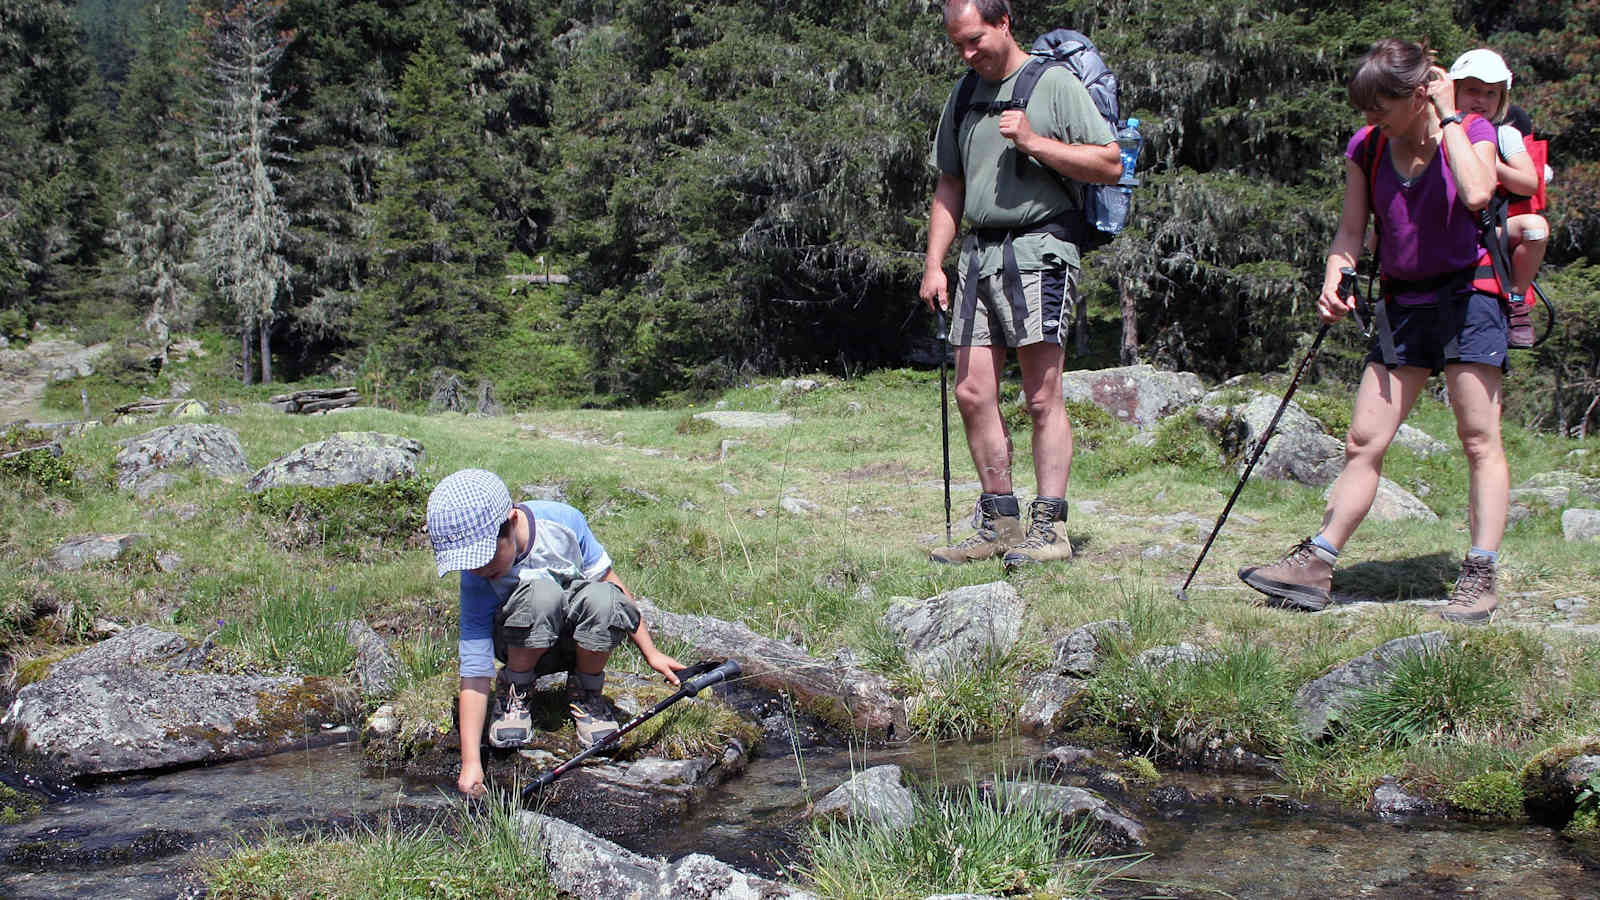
[1088,118,1142,237]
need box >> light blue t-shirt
[456,501,613,678]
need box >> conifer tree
[194,0,293,384]
[359,22,508,392]
[104,0,202,343]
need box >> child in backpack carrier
[1448,48,1548,348]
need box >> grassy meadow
[4,330,1600,894]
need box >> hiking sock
[501,666,536,687]
[1467,547,1499,564]
[1311,534,1340,558]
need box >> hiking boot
[1002,497,1073,570]
[1440,555,1498,624]
[930,493,1023,564]
[1238,538,1335,611]
[1507,303,1535,349]
[567,672,619,749]
[487,681,533,748]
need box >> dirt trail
[0,340,109,425]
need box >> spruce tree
[194,0,293,384]
[360,22,508,394]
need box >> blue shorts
[1367,292,1508,375]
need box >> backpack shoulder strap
[954,69,980,119]
[1356,125,1386,225]
[1008,57,1054,113]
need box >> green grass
[203,793,557,899]
[1342,644,1519,749]
[800,774,1135,900]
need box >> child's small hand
[1425,66,1457,120]
[648,651,684,685]
[458,761,486,797]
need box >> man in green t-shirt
[920,0,1119,569]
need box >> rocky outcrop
[811,764,916,829]
[1059,364,1205,429]
[1325,476,1437,523]
[339,620,402,698]
[1,626,361,777]
[883,582,1024,678]
[1293,632,1448,740]
[986,780,1148,847]
[1196,392,1341,486]
[1521,736,1600,827]
[47,533,150,572]
[632,597,905,738]
[1562,509,1600,542]
[1051,619,1130,676]
[1017,674,1086,736]
[246,431,424,492]
[114,424,250,494]
[522,812,818,900]
[691,411,797,428]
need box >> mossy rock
[1520,734,1600,826]
[1446,770,1524,819]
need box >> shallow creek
[1,737,1594,899]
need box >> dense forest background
[3,0,1598,430]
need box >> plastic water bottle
[1116,117,1143,186]
[1091,118,1142,235]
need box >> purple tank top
[1346,117,1495,306]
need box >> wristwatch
[1438,113,1465,128]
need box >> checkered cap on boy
[426,469,512,577]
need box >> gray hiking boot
[1440,555,1498,624]
[1238,538,1335,611]
[567,672,619,749]
[1002,497,1073,570]
[931,493,1023,564]
[487,681,533,748]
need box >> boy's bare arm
[457,676,492,795]
[600,569,684,684]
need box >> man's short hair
[945,0,1013,28]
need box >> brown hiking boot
[1507,305,1535,349]
[1238,538,1335,611]
[1440,555,1498,624]
[931,493,1023,564]
[1002,497,1073,570]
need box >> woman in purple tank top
[1237,39,1509,625]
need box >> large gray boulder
[114,424,250,493]
[1293,632,1448,740]
[1562,509,1600,542]
[1059,364,1205,429]
[1519,471,1600,506]
[811,764,916,829]
[47,533,150,572]
[1,626,360,776]
[1197,392,1341,485]
[633,597,905,738]
[1522,736,1600,827]
[522,812,818,900]
[1018,674,1086,736]
[883,582,1025,679]
[246,431,424,492]
[1323,476,1437,523]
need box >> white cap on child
[1449,48,1513,88]
[426,469,512,577]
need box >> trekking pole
[937,308,953,545]
[519,659,741,801]
[1529,280,1559,348]
[1176,268,1357,601]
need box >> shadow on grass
[1331,550,1456,603]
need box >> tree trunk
[240,323,253,386]
[1119,278,1139,365]
[1073,290,1090,358]
[259,321,272,384]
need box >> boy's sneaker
[487,683,532,748]
[1507,303,1535,349]
[1238,537,1335,611]
[567,678,619,749]
[1439,555,1498,624]
[931,493,1023,564]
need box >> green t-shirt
[931,62,1114,274]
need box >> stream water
[1,737,1595,899]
